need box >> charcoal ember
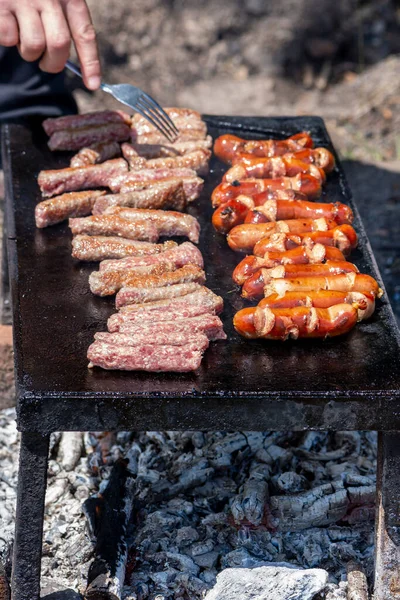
[322,582,348,600]
[270,482,349,530]
[204,566,329,600]
[221,547,270,569]
[274,471,309,494]
[243,432,265,453]
[0,411,378,597]
[175,527,199,548]
[192,551,219,569]
[45,477,69,507]
[231,462,270,526]
[57,432,84,472]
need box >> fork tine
[136,97,177,142]
[133,105,174,143]
[135,99,177,143]
[139,93,179,136]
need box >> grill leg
[374,432,400,599]
[11,432,50,600]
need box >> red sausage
[259,291,375,321]
[233,304,358,340]
[223,156,326,184]
[242,261,359,300]
[244,199,353,225]
[232,244,346,285]
[253,225,358,257]
[211,173,322,207]
[212,190,308,234]
[227,218,337,253]
[214,132,314,164]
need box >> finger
[16,8,46,62]
[64,0,101,90]
[0,10,19,47]
[39,6,71,73]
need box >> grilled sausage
[244,199,353,225]
[227,218,337,253]
[263,272,383,300]
[232,244,346,284]
[223,157,326,184]
[213,132,313,164]
[242,261,359,300]
[259,291,375,321]
[212,190,307,234]
[233,304,358,340]
[253,225,358,257]
[211,173,322,207]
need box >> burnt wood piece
[84,455,138,600]
[347,560,369,600]
[374,432,400,600]
[10,433,49,600]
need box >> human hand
[0,0,101,90]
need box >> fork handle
[65,59,82,79]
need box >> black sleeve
[0,47,77,122]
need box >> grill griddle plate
[3,115,400,434]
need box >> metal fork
[65,59,179,143]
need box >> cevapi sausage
[227,218,338,253]
[223,156,326,184]
[242,261,359,300]
[212,190,307,234]
[263,272,383,300]
[232,244,346,284]
[233,304,358,340]
[214,132,313,164]
[244,199,353,225]
[211,173,322,207]
[258,291,375,321]
[253,225,358,256]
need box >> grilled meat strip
[92,181,187,214]
[112,282,202,305]
[104,207,200,243]
[87,340,204,372]
[48,123,131,151]
[134,130,208,145]
[70,141,121,168]
[35,190,106,228]
[100,242,203,273]
[42,110,131,136]
[38,158,128,198]
[94,331,209,350]
[108,303,218,331]
[116,285,223,311]
[124,137,212,159]
[121,144,211,176]
[109,168,203,202]
[89,264,206,296]
[69,215,159,242]
[131,107,207,144]
[116,314,226,341]
[72,235,177,261]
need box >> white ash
[0,410,376,599]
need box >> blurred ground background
[0,0,399,409]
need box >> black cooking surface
[3,116,400,433]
